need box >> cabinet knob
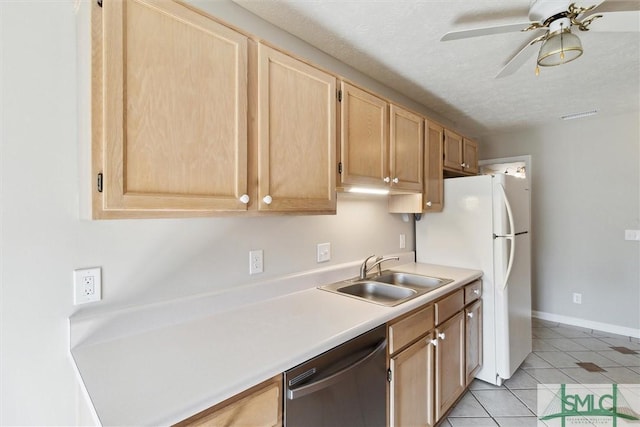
[473,289,480,295]
[392,177,399,184]
[383,176,391,183]
[461,163,467,168]
[426,201,432,207]
[429,338,438,347]
[262,195,273,205]
[438,332,446,340]
[239,194,250,204]
[467,312,474,318]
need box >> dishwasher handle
[286,338,387,400]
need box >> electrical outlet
[625,229,640,241]
[399,234,406,249]
[317,243,331,263]
[74,267,101,305]
[249,250,263,275]
[573,293,582,304]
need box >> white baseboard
[533,310,640,339]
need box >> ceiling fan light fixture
[537,27,583,67]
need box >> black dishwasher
[283,325,387,427]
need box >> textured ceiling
[231,0,640,137]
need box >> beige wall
[480,112,640,330]
[0,2,414,425]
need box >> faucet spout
[359,255,377,280]
[359,255,400,280]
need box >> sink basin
[318,271,454,306]
[338,281,416,304]
[370,272,453,290]
[320,280,420,306]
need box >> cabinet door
[257,44,337,213]
[424,120,444,212]
[463,138,479,175]
[390,105,423,192]
[97,0,249,216]
[340,82,389,187]
[389,333,436,427]
[177,375,282,427]
[435,311,465,420]
[442,129,463,172]
[466,300,483,385]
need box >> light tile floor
[443,318,640,427]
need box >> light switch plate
[317,243,331,263]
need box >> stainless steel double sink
[319,271,453,306]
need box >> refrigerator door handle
[498,183,516,290]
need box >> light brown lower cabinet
[465,299,483,385]
[389,332,436,427]
[175,375,282,427]
[435,311,466,420]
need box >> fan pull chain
[535,66,540,76]
[560,22,565,60]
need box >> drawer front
[435,289,464,325]
[464,280,482,304]
[388,304,435,354]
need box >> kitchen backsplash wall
[480,111,640,331]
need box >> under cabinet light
[561,110,598,121]
[347,187,390,195]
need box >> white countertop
[70,260,481,426]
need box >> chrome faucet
[359,255,400,279]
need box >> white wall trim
[533,310,640,339]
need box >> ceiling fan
[441,0,640,78]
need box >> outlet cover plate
[74,267,101,305]
[249,250,264,275]
[317,243,331,263]
[625,229,640,241]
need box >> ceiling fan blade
[495,32,546,78]
[441,22,534,41]
[586,10,640,31]
[583,0,640,16]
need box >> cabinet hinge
[337,89,342,102]
[338,162,342,174]
[97,0,102,7]
[387,368,392,382]
[97,172,103,193]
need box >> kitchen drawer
[435,289,464,325]
[464,280,482,304]
[388,304,435,354]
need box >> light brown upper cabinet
[443,129,478,176]
[339,82,423,193]
[92,0,337,218]
[339,82,389,189]
[424,120,444,212]
[93,0,249,218]
[389,105,423,192]
[443,129,463,173]
[256,44,337,213]
[462,138,479,175]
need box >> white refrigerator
[416,174,532,386]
